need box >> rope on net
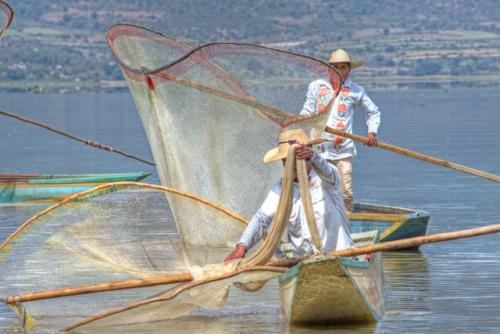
[241,145,322,266]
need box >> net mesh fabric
[107,24,341,254]
[65,148,300,330]
[0,184,249,328]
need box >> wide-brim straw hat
[263,129,324,163]
[328,49,363,69]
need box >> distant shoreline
[0,75,498,93]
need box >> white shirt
[238,154,354,257]
[300,78,381,160]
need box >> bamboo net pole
[0,108,155,166]
[324,126,500,183]
[326,223,500,257]
[63,266,288,331]
[3,273,193,304]
[5,222,500,305]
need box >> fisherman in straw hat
[224,129,354,262]
[300,49,381,212]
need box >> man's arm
[295,144,338,186]
[359,89,381,147]
[224,191,276,263]
[299,82,318,116]
[311,152,339,186]
[238,210,274,250]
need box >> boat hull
[349,202,430,243]
[278,231,384,325]
[0,172,150,203]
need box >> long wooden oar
[5,222,500,305]
[324,126,500,183]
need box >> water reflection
[282,323,377,334]
[0,203,49,236]
[381,251,430,316]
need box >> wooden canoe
[349,202,430,243]
[278,230,384,325]
[0,172,150,203]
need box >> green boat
[349,202,430,243]
[0,172,150,203]
[278,230,384,325]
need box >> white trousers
[327,157,353,212]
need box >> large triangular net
[106,24,341,251]
[0,24,342,331]
[0,0,13,38]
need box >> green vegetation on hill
[1,0,499,92]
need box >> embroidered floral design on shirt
[317,84,333,113]
[334,122,344,146]
[341,87,350,97]
[337,86,350,118]
[338,103,347,118]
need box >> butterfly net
[0,24,341,331]
[106,24,341,248]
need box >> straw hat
[328,49,363,69]
[263,129,319,163]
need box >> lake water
[0,88,499,333]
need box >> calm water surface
[0,88,499,333]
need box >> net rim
[106,23,342,92]
[0,0,14,37]
[0,181,249,251]
[106,23,342,128]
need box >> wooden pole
[326,223,500,258]
[111,63,500,182]
[4,223,500,305]
[0,108,155,166]
[324,126,500,183]
[63,265,288,332]
[3,273,193,304]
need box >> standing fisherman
[300,49,381,212]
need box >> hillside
[1,0,499,92]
